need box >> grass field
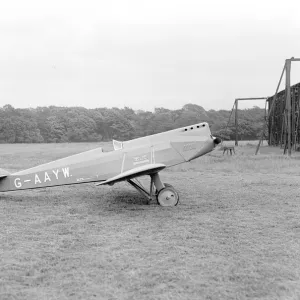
[1,143,300,300]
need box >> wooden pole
[235,100,238,146]
[291,79,296,150]
[235,97,268,101]
[221,102,236,145]
[279,93,286,147]
[285,59,292,156]
[268,99,273,146]
[280,111,285,148]
[255,62,286,155]
[264,100,268,146]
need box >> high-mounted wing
[96,163,166,186]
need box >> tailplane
[0,168,10,179]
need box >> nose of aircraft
[187,136,221,161]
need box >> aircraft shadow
[108,190,151,206]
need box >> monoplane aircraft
[0,122,221,206]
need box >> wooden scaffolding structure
[256,58,300,156]
[267,82,300,150]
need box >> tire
[156,186,179,206]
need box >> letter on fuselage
[14,178,22,188]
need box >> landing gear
[156,186,179,206]
[154,183,179,205]
[126,172,179,206]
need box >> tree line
[0,104,266,143]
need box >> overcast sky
[1,0,300,111]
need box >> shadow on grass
[85,186,155,214]
[107,189,151,207]
[0,192,24,202]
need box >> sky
[0,0,300,112]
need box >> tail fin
[0,168,10,179]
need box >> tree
[0,104,266,143]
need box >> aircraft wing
[95,163,166,186]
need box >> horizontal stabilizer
[96,163,166,186]
[0,168,10,179]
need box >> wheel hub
[157,187,179,206]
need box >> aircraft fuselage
[0,122,218,192]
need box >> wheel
[154,183,179,202]
[163,183,179,200]
[156,186,179,207]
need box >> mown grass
[1,143,300,300]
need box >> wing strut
[127,171,164,204]
[126,172,179,206]
[127,178,155,204]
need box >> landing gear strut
[126,172,179,206]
